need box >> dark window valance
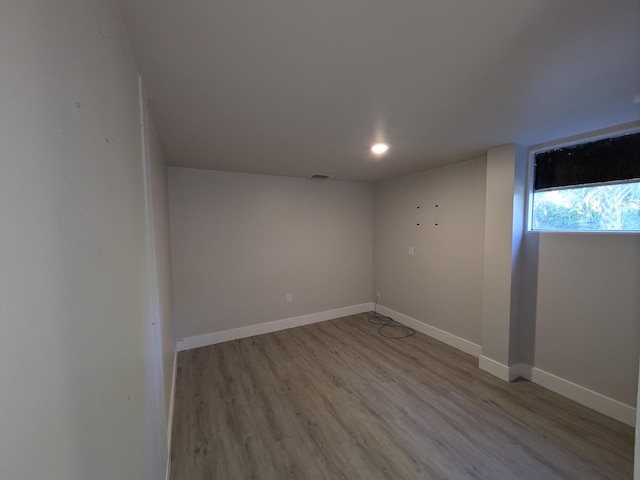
[534,132,640,191]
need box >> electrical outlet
[376,292,381,302]
[286,293,292,303]
[408,246,414,256]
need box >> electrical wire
[367,299,416,340]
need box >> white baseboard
[478,355,508,380]
[175,303,375,352]
[511,363,532,380]
[375,305,481,357]
[174,303,636,428]
[165,349,178,480]
[527,367,636,427]
[477,358,635,426]
[478,356,528,381]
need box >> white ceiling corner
[118,0,640,182]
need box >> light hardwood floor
[169,313,634,479]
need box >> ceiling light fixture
[371,143,389,154]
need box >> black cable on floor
[366,300,416,340]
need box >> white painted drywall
[118,0,640,182]
[168,168,373,339]
[151,125,176,430]
[141,88,176,458]
[0,1,174,479]
[518,125,640,409]
[635,360,640,479]
[373,158,486,345]
[141,85,176,427]
[372,144,638,415]
[521,233,640,406]
[480,144,526,368]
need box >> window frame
[526,126,640,234]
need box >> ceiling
[118,0,640,183]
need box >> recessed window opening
[529,131,640,232]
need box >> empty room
[2,0,639,479]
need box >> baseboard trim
[511,363,532,381]
[477,358,635,426]
[527,367,636,427]
[175,303,375,352]
[478,355,510,381]
[165,349,178,480]
[375,305,481,357]
[478,356,527,381]
[174,303,636,427]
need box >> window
[529,131,640,232]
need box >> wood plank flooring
[169,313,634,479]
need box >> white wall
[0,1,174,479]
[372,147,639,418]
[480,145,526,370]
[635,363,640,479]
[142,97,176,451]
[151,126,176,427]
[168,168,373,340]
[520,232,640,406]
[373,158,487,345]
[517,125,640,410]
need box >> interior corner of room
[2,0,639,479]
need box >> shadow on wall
[518,230,540,367]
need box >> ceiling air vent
[309,174,332,180]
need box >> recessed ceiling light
[371,143,389,154]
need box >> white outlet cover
[408,247,414,255]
